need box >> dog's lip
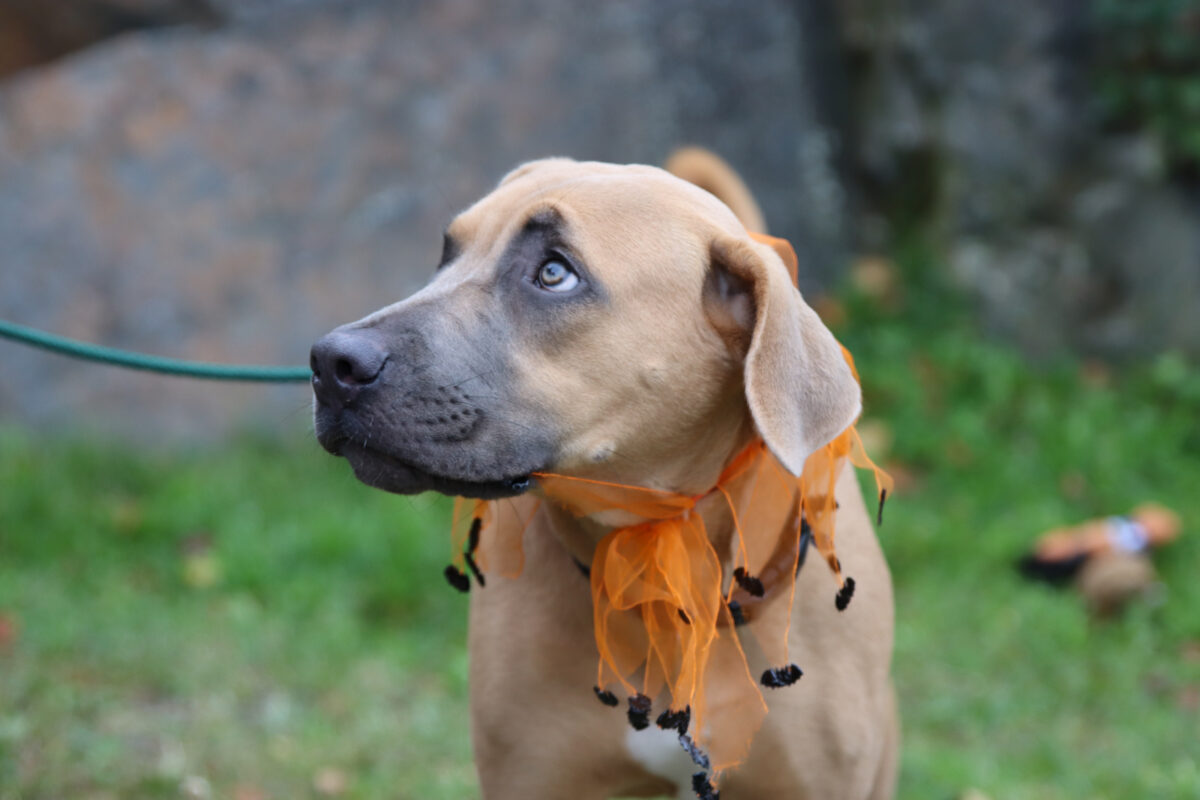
[334,439,537,499]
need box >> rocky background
[1,0,1197,438]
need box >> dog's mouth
[329,438,536,500]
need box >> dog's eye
[535,259,579,292]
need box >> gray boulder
[0,0,847,437]
[844,0,1200,359]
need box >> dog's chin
[335,441,534,500]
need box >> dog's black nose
[310,329,388,407]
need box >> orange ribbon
[453,423,889,773]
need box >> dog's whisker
[437,364,505,392]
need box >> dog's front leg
[468,514,677,800]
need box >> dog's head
[311,159,860,498]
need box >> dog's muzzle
[309,322,552,499]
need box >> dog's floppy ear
[707,234,861,475]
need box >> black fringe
[627,693,652,730]
[691,772,720,800]
[760,663,803,688]
[455,516,486,587]
[796,523,813,575]
[678,734,711,770]
[732,566,765,597]
[467,516,483,552]
[443,565,470,593]
[463,550,486,587]
[727,600,747,627]
[835,576,856,611]
[656,706,690,735]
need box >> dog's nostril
[335,358,355,384]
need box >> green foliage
[2,248,1199,798]
[1093,0,1200,174]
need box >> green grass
[0,437,475,799]
[2,251,1199,798]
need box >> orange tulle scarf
[449,400,890,776]
[447,232,892,778]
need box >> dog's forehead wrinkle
[476,162,742,232]
[522,205,565,231]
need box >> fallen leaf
[882,462,923,494]
[183,553,222,589]
[181,775,212,800]
[0,612,18,650]
[234,784,268,800]
[850,255,898,301]
[109,497,144,534]
[1080,359,1112,389]
[855,418,894,463]
[1058,471,1088,501]
[812,294,847,329]
[313,767,349,796]
[180,531,214,556]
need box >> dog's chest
[625,725,700,798]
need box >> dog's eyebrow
[521,206,566,235]
[436,230,461,270]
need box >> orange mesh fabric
[452,422,889,774]
[450,496,533,580]
[533,429,888,773]
[802,347,894,590]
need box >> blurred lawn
[2,249,1199,799]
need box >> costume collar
[449,422,889,778]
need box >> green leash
[0,318,312,383]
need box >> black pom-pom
[835,576,856,611]
[656,706,690,735]
[732,567,765,598]
[678,734,711,770]
[877,488,888,527]
[727,600,747,627]
[443,565,470,593]
[593,686,619,707]
[691,771,720,800]
[761,663,803,688]
[463,550,486,588]
[627,693,652,730]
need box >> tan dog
[311,152,897,799]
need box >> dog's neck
[538,411,760,568]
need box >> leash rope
[0,318,312,383]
